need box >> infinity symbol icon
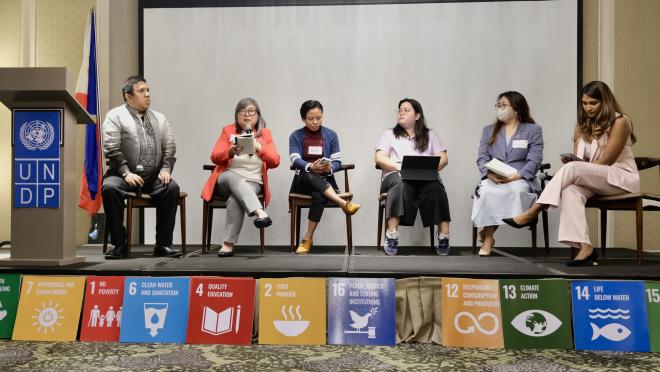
[454,311,499,335]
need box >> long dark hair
[576,81,636,143]
[393,98,429,152]
[489,91,535,145]
[234,97,266,137]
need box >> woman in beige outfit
[503,81,639,266]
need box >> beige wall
[612,0,660,250]
[0,0,22,242]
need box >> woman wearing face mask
[375,98,451,256]
[289,100,361,255]
[504,81,639,266]
[201,98,281,257]
[472,91,544,256]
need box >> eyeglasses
[238,108,257,116]
[397,108,414,114]
[494,103,510,109]
[132,87,150,96]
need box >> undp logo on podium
[12,110,62,208]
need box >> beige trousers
[537,161,625,247]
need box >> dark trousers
[380,172,451,227]
[290,172,334,223]
[101,173,180,247]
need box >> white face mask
[497,107,515,122]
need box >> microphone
[136,164,144,197]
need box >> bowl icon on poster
[273,320,310,336]
[274,305,309,336]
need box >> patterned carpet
[0,342,658,371]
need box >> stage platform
[0,245,658,280]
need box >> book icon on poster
[202,306,241,335]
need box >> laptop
[400,155,440,181]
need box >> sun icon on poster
[31,300,64,334]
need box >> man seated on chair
[101,75,180,259]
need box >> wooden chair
[201,165,265,254]
[289,164,355,255]
[374,164,435,251]
[377,192,435,251]
[103,191,188,255]
[471,163,552,257]
[584,156,660,266]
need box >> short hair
[299,100,324,119]
[234,97,266,136]
[121,75,147,101]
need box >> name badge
[307,146,323,155]
[512,140,528,149]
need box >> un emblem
[19,120,55,151]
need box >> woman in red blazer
[201,98,280,257]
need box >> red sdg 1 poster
[79,276,125,342]
[186,277,256,345]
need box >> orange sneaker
[342,201,361,215]
[295,239,313,255]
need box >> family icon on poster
[88,305,122,328]
[32,300,63,335]
[274,305,309,337]
[344,308,378,339]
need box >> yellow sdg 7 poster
[12,276,86,341]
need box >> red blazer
[201,124,280,206]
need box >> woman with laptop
[471,91,544,256]
[375,98,451,256]
[289,100,361,255]
[201,98,281,257]
[504,81,639,266]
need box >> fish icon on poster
[590,322,631,342]
[510,310,563,337]
[273,305,309,337]
[202,306,241,336]
[344,308,378,339]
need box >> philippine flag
[75,9,102,215]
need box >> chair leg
[600,209,607,259]
[202,202,208,254]
[542,210,550,253]
[472,226,478,255]
[178,196,186,255]
[296,206,302,247]
[635,201,643,266]
[346,213,353,256]
[126,198,133,256]
[102,217,109,254]
[429,225,435,250]
[530,224,537,258]
[259,227,265,255]
[289,199,296,253]
[377,205,384,251]
[207,208,214,254]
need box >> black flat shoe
[105,245,128,259]
[217,250,234,257]
[502,217,538,229]
[566,250,598,267]
[254,216,272,228]
[154,245,181,257]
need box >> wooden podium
[0,67,94,265]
